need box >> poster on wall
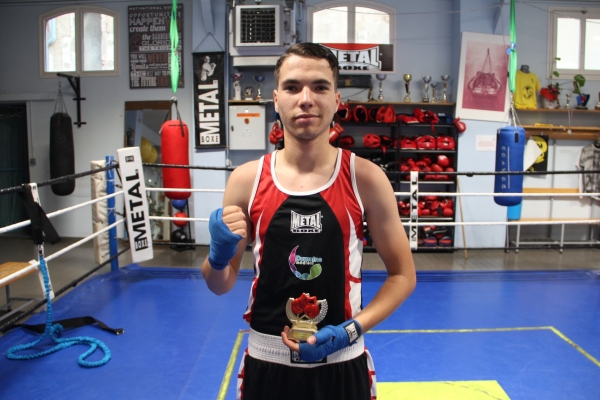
[527,135,549,172]
[320,43,394,73]
[456,32,510,122]
[128,4,183,89]
[193,52,226,148]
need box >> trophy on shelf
[232,73,242,101]
[376,74,387,102]
[595,92,600,110]
[403,74,412,102]
[422,76,432,102]
[430,82,438,103]
[244,86,254,100]
[253,76,265,100]
[441,75,450,103]
[565,93,572,109]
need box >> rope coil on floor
[5,255,112,367]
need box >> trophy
[244,86,254,100]
[441,75,450,103]
[430,82,438,103]
[403,74,412,102]
[565,93,572,109]
[286,293,328,341]
[576,93,590,110]
[595,92,600,110]
[232,73,242,101]
[253,76,265,100]
[375,74,386,102]
[422,76,432,102]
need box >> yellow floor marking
[217,330,246,400]
[378,380,510,400]
[369,326,600,368]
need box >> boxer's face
[273,55,340,142]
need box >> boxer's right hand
[208,206,245,270]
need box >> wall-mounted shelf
[523,124,600,140]
[517,108,600,114]
[347,101,456,106]
[228,99,273,105]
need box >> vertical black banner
[193,52,226,148]
[128,4,184,89]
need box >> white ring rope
[146,188,224,193]
[0,219,125,287]
[395,191,600,198]
[0,191,124,235]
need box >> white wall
[1,0,598,247]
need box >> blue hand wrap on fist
[299,319,362,363]
[208,208,242,270]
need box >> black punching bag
[50,84,76,196]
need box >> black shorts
[238,351,375,400]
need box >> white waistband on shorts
[248,328,364,368]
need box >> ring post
[106,156,119,271]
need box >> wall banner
[320,43,394,73]
[128,4,184,89]
[193,52,226,148]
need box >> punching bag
[50,89,76,196]
[161,118,191,200]
[494,126,525,206]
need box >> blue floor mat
[0,266,599,400]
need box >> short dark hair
[274,43,339,90]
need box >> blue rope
[5,255,111,367]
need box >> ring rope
[0,164,118,196]
[5,255,112,367]
[395,191,600,198]
[0,219,125,288]
[0,191,123,236]
[146,188,224,193]
[142,162,235,171]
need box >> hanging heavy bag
[161,105,191,200]
[494,126,525,206]
[50,83,75,196]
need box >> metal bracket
[57,73,86,128]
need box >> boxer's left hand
[282,319,362,363]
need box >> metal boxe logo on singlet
[117,147,154,263]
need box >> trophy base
[595,104,600,110]
[422,98,430,103]
[254,95,262,101]
[288,321,318,342]
[404,97,411,103]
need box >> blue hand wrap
[208,208,242,270]
[299,319,362,363]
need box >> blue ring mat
[1,266,599,400]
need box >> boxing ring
[0,147,599,400]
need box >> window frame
[548,6,600,81]
[39,5,119,78]
[307,0,395,45]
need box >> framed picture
[456,32,510,122]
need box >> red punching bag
[161,116,191,200]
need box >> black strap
[17,185,60,245]
[11,316,124,336]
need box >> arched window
[39,6,119,77]
[308,1,394,44]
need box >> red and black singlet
[244,148,365,336]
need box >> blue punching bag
[494,126,525,206]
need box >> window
[309,1,394,44]
[549,7,600,80]
[39,6,119,77]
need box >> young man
[202,43,416,400]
